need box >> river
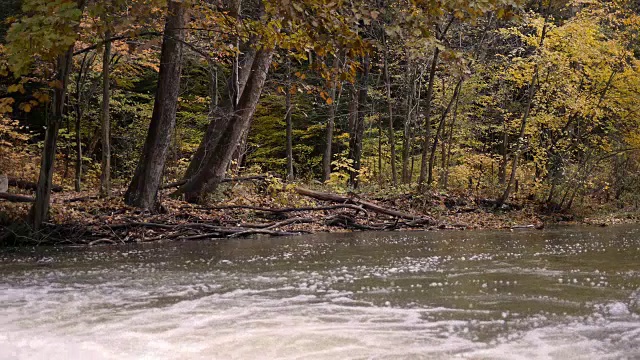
[1,225,639,359]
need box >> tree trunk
[100,29,111,197]
[175,48,274,203]
[31,82,65,227]
[184,48,257,181]
[73,53,89,192]
[30,0,86,228]
[74,98,82,192]
[348,54,370,188]
[442,84,460,189]
[401,60,413,184]
[322,56,339,182]
[124,1,188,210]
[427,79,461,185]
[417,46,440,188]
[498,14,549,206]
[383,33,397,186]
[285,57,294,181]
[499,118,507,184]
[498,67,538,206]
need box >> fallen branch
[106,222,176,230]
[325,214,384,231]
[198,204,366,214]
[227,229,304,238]
[295,187,430,221]
[264,217,315,230]
[0,192,35,202]
[239,217,316,229]
[88,238,117,246]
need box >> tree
[6,0,87,228]
[100,28,112,197]
[124,0,189,210]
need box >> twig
[89,238,117,246]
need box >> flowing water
[1,225,640,359]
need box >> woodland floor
[1,179,638,246]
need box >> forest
[0,0,639,244]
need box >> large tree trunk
[124,1,188,210]
[427,79,461,185]
[100,29,111,197]
[348,54,370,188]
[417,46,440,188]
[174,48,274,203]
[183,48,257,181]
[322,56,339,182]
[29,1,85,229]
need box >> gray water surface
[1,225,640,359]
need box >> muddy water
[1,225,639,359]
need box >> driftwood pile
[79,188,436,245]
[1,178,440,245]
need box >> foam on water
[1,226,640,359]
[1,281,639,360]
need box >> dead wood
[0,192,35,202]
[107,221,176,230]
[8,177,63,192]
[227,229,305,238]
[88,238,117,246]
[263,217,315,230]
[324,214,384,231]
[197,204,366,214]
[295,187,429,221]
[237,217,315,230]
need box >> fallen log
[0,192,35,202]
[295,187,429,221]
[197,204,366,215]
[8,177,63,192]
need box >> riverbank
[1,179,638,246]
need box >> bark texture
[100,29,111,197]
[348,55,370,188]
[417,46,440,188]
[175,49,274,203]
[322,57,339,182]
[30,38,77,227]
[124,1,188,210]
